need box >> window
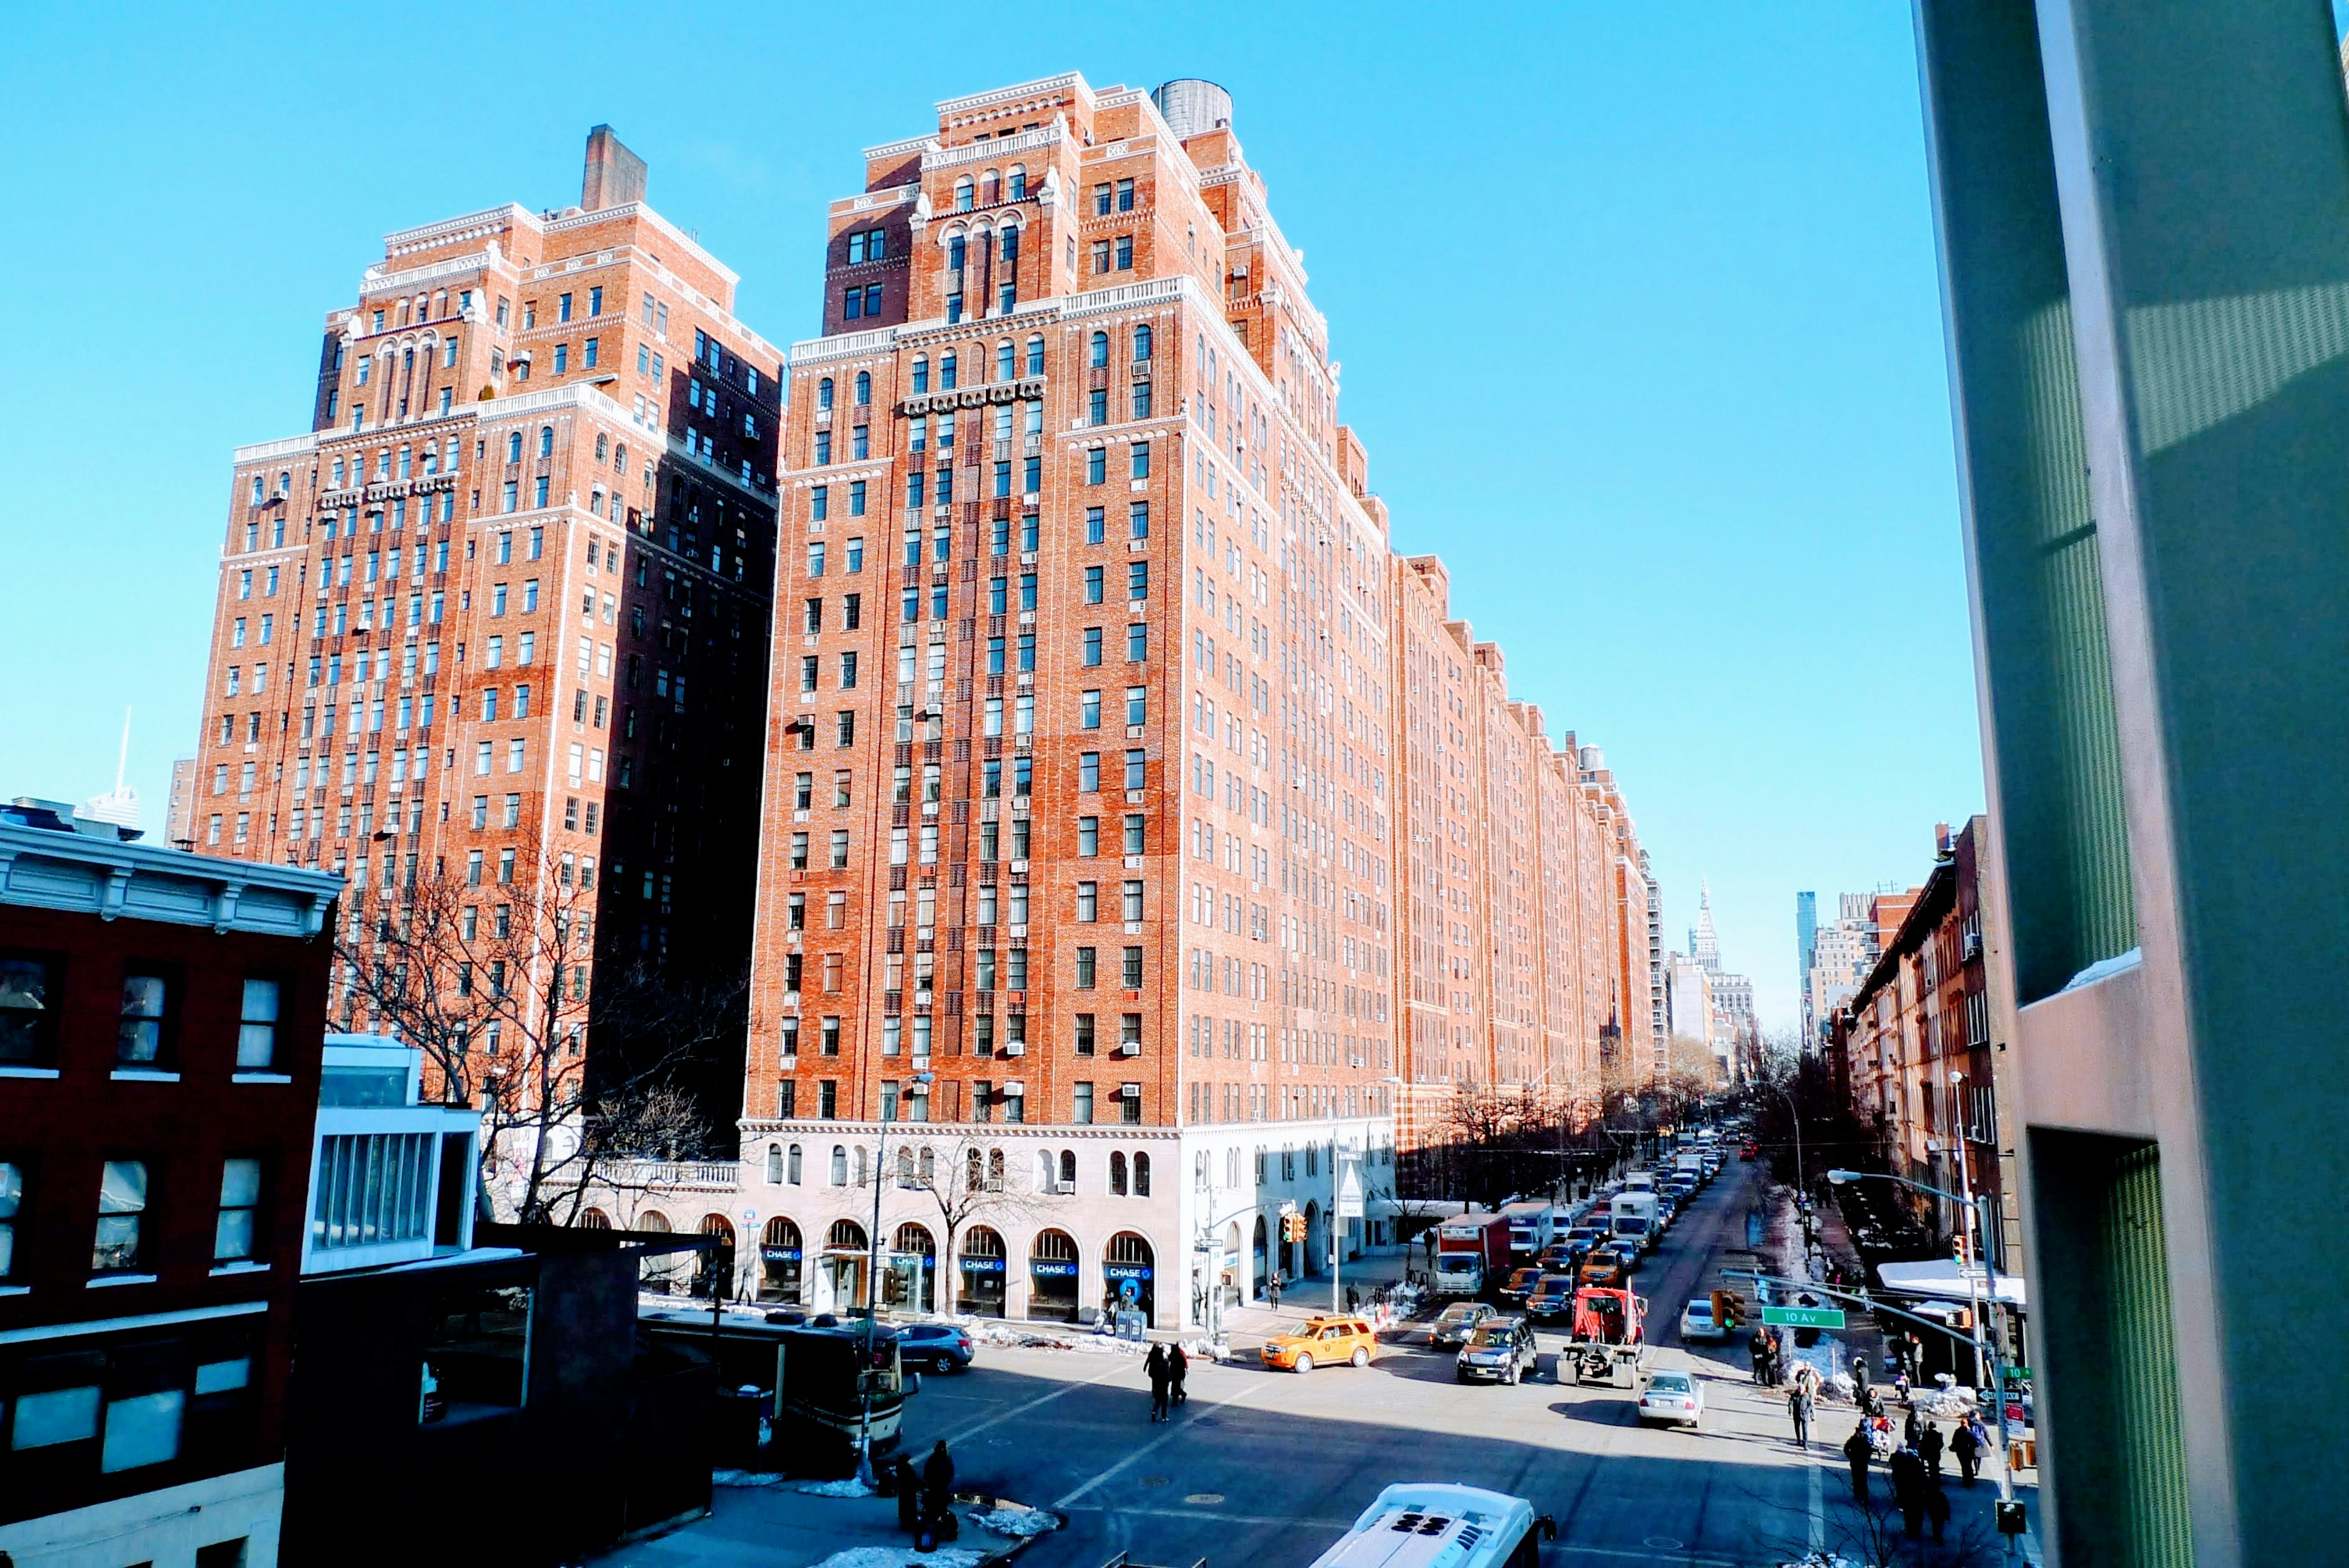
[1125,749,1146,790]
[1134,324,1152,361]
[0,1161,18,1279]
[1128,622,1148,662]
[1123,946,1145,987]
[1073,1083,1095,1124]
[1116,177,1135,212]
[1079,751,1100,792]
[94,1160,147,1271]
[215,1159,261,1261]
[1089,332,1109,370]
[1085,566,1104,604]
[116,972,170,1065]
[1124,813,1146,853]
[1116,236,1133,270]
[1129,560,1149,600]
[1126,686,1147,726]
[1077,882,1099,922]
[237,978,281,1068]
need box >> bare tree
[333,827,732,1224]
[888,1130,1060,1301]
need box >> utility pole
[1950,1071,2016,1511]
[855,1071,930,1488]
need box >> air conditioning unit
[1119,1084,1141,1098]
[1117,1041,1141,1057]
[1055,1180,1076,1195]
[1002,1041,1026,1057]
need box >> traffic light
[1281,1212,1306,1243]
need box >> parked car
[1430,1301,1496,1348]
[1638,1369,1705,1428]
[1499,1266,1543,1307]
[1524,1274,1579,1323]
[1678,1299,1728,1342]
[1456,1317,1538,1385]
[892,1322,976,1373]
[1262,1316,1378,1373]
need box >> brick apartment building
[606,73,1660,1332]
[1825,817,2022,1272]
[190,128,784,1132]
[0,798,341,1568]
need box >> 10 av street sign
[1761,1305,1846,1330]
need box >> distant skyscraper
[164,756,198,848]
[1795,889,1818,1038]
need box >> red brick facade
[191,132,783,1122]
[744,76,1653,1153]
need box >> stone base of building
[0,1462,283,1568]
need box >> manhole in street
[1184,1493,1226,1506]
[1642,1538,1683,1551]
[1141,1476,1171,1487]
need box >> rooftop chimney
[1935,821,1953,857]
[582,125,647,212]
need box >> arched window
[1059,1149,1077,1187]
[995,341,1015,381]
[918,1146,936,1185]
[1109,1151,1128,1196]
[766,1143,784,1184]
[1034,1150,1053,1192]
[828,1217,866,1252]
[818,377,834,411]
[1025,336,1045,376]
[897,1146,915,1187]
[787,1143,803,1184]
[614,442,628,472]
[595,433,609,460]
[639,1210,671,1233]
[764,1216,800,1249]
[829,1145,848,1185]
[967,1147,985,1192]
[580,1209,612,1230]
[1089,331,1109,369]
[507,431,523,463]
[911,357,929,395]
[539,426,554,458]
[853,1146,869,1187]
[987,1149,1005,1189]
[1133,324,1152,362]
[947,234,967,273]
[855,370,871,406]
[1007,166,1026,202]
[940,352,958,390]
[954,177,974,212]
[1134,1151,1151,1196]
[1195,1150,1209,1189]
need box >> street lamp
[1827,1140,2015,1509]
[855,1069,933,1487]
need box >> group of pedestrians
[891,1440,958,1539]
[1748,1326,1786,1386]
[1143,1340,1190,1421]
[1842,1397,1994,1540]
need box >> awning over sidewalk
[1876,1259,2027,1308]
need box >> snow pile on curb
[798,1477,878,1498]
[968,1506,1059,1538]
[809,1548,987,1568]
[713,1469,783,1488]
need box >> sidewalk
[585,1480,1053,1568]
[1211,1249,1417,1343]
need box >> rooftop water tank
[1153,79,1233,140]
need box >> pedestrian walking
[1346,1283,1360,1312]
[1268,1271,1283,1310]
[1168,1342,1189,1408]
[1919,1420,1945,1479]
[1903,1407,1923,1449]
[1842,1424,1872,1503]
[1888,1447,1927,1539]
[1953,1414,1983,1485]
[1788,1384,1814,1447]
[1748,1326,1772,1386]
[1144,1344,1170,1422]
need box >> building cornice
[0,822,343,937]
[543,200,743,294]
[937,73,1092,121]
[382,204,539,259]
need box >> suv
[1524,1274,1579,1323]
[1456,1316,1538,1384]
[1261,1315,1378,1373]
[1429,1300,1496,1348]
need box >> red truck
[1567,1286,1648,1386]
[1431,1214,1513,1298]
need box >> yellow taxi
[1261,1315,1378,1373]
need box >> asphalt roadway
[888,1162,2018,1568]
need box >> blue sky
[0,3,1980,1031]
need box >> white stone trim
[0,1299,268,1345]
[937,73,1092,121]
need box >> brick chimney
[582,125,647,212]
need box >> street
[873,1162,2013,1568]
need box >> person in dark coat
[1952,1415,1983,1485]
[1268,1271,1284,1309]
[1919,1420,1945,1478]
[1924,1473,1951,1541]
[1903,1407,1924,1448]
[1787,1384,1814,1447]
[894,1455,922,1533]
[921,1440,956,1526]
[1842,1424,1873,1503]
[1749,1327,1773,1385]
[1168,1342,1190,1407]
[1144,1343,1170,1422]
[1888,1447,1928,1538]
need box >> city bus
[640,1307,904,1475]
[1307,1483,1554,1568]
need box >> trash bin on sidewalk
[712,1385,770,1470]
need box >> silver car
[1638,1369,1705,1429]
[1429,1301,1494,1348]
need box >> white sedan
[1679,1299,1729,1342]
[1638,1369,1705,1429]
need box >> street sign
[1761,1305,1846,1330]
